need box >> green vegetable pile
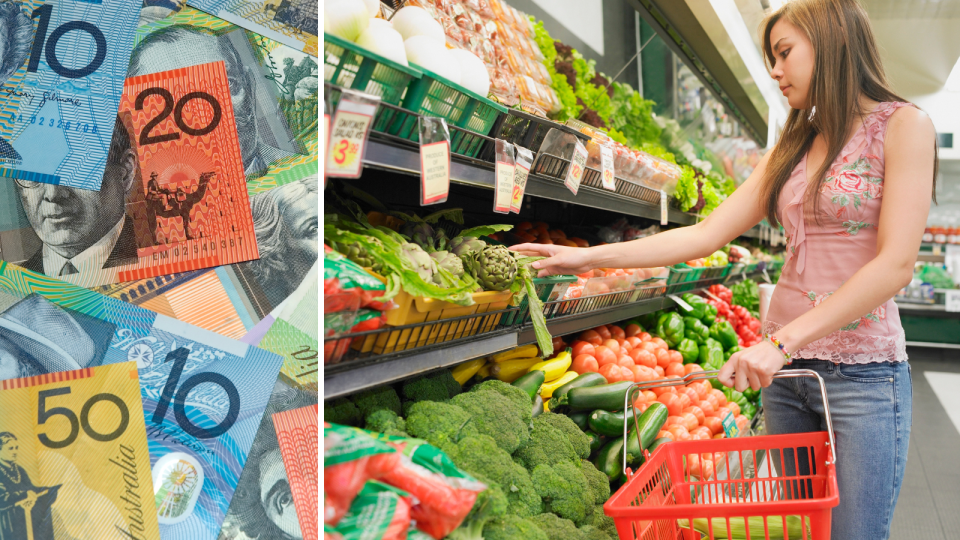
[730,279,760,316]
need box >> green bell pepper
[702,305,718,327]
[683,317,709,345]
[722,387,745,405]
[699,340,724,371]
[742,388,760,402]
[656,312,685,348]
[741,402,757,420]
[723,345,742,361]
[678,293,708,320]
[638,312,660,331]
[710,320,739,350]
[676,338,700,364]
[623,318,645,332]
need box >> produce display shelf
[517,295,669,346]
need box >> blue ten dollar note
[0,0,140,190]
[0,261,284,540]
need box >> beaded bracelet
[764,333,793,365]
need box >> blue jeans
[763,359,912,540]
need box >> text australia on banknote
[0,0,140,190]
[0,262,285,540]
[91,7,319,345]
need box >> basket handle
[620,369,837,477]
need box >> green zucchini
[548,372,607,410]
[585,431,606,455]
[635,402,669,451]
[532,394,544,418]
[594,437,625,481]
[567,411,590,431]
[551,381,634,411]
[587,408,638,437]
[512,370,546,401]
[647,437,671,456]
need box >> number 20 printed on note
[116,60,258,283]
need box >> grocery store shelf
[896,302,946,313]
[917,253,946,263]
[516,296,669,345]
[324,330,517,400]
[363,137,697,225]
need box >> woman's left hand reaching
[717,339,786,392]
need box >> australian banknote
[217,377,317,540]
[0,0,140,190]
[272,404,317,540]
[186,0,317,56]
[0,363,161,540]
[256,264,318,389]
[0,261,284,540]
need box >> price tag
[660,189,668,226]
[946,290,960,312]
[564,140,588,195]
[667,294,693,312]
[325,94,380,178]
[420,141,450,205]
[721,410,740,438]
[493,139,515,214]
[511,147,533,213]
[600,145,616,190]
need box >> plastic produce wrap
[323,424,401,526]
[332,481,412,540]
[440,13,465,45]
[464,0,495,19]
[539,128,581,160]
[488,66,520,106]
[324,245,392,311]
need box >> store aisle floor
[891,347,960,540]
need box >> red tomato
[683,406,705,426]
[668,350,683,365]
[736,415,750,431]
[681,387,700,406]
[633,349,657,369]
[571,354,599,374]
[689,433,705,441]
[703,416,723,436]
[571,341,596,358]
[702,393,721,411]
[594,346,616,366]
[598,363,622,383]
[620,340,633,353]
[654,366,666,378]
[665,362,685,378]
[655,348,672,369]
[602,339,621,355]
[698,399,716,417]
[710,389,728,407]
[651,384,674,397]
[642,390,658,403]
[639,332,653,342]
[664,415,684,427]
[701,459,715,480]
[594,326,612,340]
[625,336,643,349]
[619,366,635,382]
[666,425,690,441]
[725,402,741,417]
[684,363,703,375]
[690,426,712,440]
[657,393,682,416]
[687,454,702,477]
[692,380,710,400]
[552,336,566,352]
[637,402,650,413]
[617,356,634,368]
[579,330,602,345]
[625,324,642,337]
[656,430,675,442]
[651,337,668,350]
[640,341,659,354]
[631,365,654,383]
[610,325,626,340]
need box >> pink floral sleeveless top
[764,102,911,364]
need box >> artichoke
[400,242,437,283]
[433,228,449,252]
[450,236,486,258]
[462,245,518,292]
[430,250,464,278]
[403,222,436,252]
[343,238,383,273]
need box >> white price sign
[946,290,960,312]
[600,145,616,190]
[564,140,588,195]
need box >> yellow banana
[489,344,539,363]
[476,362,493,380]
[451,358,486,385]
[539,371,579,398]
[528,349,572,382]
[491,357,542,382]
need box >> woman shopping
[512,0,937,537]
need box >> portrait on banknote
[0,294,115,381]
[0,1,32,161]
[0,432,60,540]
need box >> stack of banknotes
[0,0,319,539]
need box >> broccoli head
[579,524,614,540]
[351,385,401,418]
[401,376,451,411]
[405,400,478,453]
[469,379,534,425]
[584,506,617,538]
[323,398,360,427]
[363,409,407,437]
[483,514,549,540]
[451,389,530,454]
[430,369,462,399]
[531,461,592,525]
[446,482,508,540]
[530,513,585,540]
[513,413,579,471]
[537,412,591,459]
[452,435,542,518]
[580,460,611,506]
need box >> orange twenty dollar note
[116,60,257,283]
[273,404,318,540]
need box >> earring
[807,106,816,121]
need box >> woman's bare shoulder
[887,105,935,138]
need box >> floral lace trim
[762,321,908,364]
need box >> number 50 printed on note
[0,0,140,190]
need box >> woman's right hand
[510,243,598,277]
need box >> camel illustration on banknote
[145,171,214,243]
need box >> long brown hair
[760,0,937,226]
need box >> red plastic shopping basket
[604,369,839,540]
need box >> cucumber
[647,437,671,456]
[623,431,645,467]
[635,402,669,451]
[594,437,625,481]
[532,394,544,418]
[512,370,546,401]
[567,411,590,431]
[587,408,638,437]
[548,372,607,410]
[552,381,634,411]
[585,431,606,455]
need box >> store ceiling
[860,0,960,19]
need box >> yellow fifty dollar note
[0,362,159,540]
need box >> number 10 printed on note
[0,0,140,191]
